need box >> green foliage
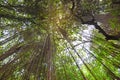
[109,18,120,30]
[0,0,120,80]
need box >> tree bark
[78,15,120,40]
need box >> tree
[0,0,120,80]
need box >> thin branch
[0,44,22,61]
[0,33,18,45]
[66,45,87,80]
[0,13,34,23]
[83,47,120,80]
[58,28,98,80]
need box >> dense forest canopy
[0,0,120,80]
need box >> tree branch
[0,44,22,61]
[0,13,34,23]
[78,16,120,40]
[0,34,18,46]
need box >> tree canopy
[0,0,120,80]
